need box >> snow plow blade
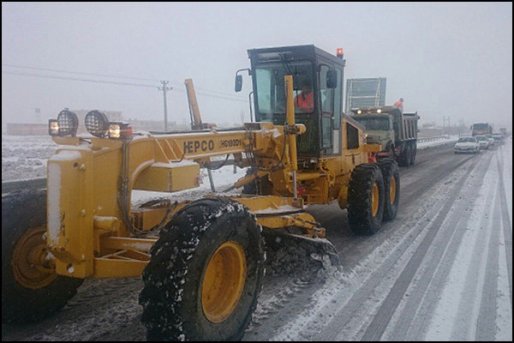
[261,228,341,276]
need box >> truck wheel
[410,142,417,165]
[378,159,400,221]
[348,164,385,235]
[398,144,408,167]
[139,198,265,341]
[2,188,83,324]
[405,144,413,166]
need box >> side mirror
[235,75,243,92]
[326,69,337,89]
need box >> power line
[3,70,248,103]
[2,70,157,88]
[2,63,159,82]
[3,63,248,102]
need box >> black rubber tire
[405,143,413,166]
[410,141,417,165]
[347,164,385,235]
[378,158,400,221]
[2,188,83,324]
[139,198,265,341]
[398,143,408,167]
[386,142,395,159]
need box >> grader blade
[261,228,341,277]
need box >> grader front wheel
[2,188,83,324]
[139,198,265,341]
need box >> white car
[475,135,490,150]
[485,135,496,148]
[454,136,480,154]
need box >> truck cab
[349,109,395,152]
[236,45,345,159]
[350,106,419,166]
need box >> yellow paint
[201,241,246,323]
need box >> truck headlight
[85,110,109,138]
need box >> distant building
[6,123,48,135]
[128,119,179,132]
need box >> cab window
[347,122,359,149]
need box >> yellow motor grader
[2,45,400,341]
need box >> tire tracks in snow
[269,149,483,341]
[359,151,487,340]
[383,152,494,340]
[495,144,512,300]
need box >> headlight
[85,110,109,138]
[357,109,362,114]
[377,109,382,113]
[48,119,59,136]
[56,109,79,136]
[108,122,132,139]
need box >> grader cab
[2,45,400,341]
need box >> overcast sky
[2,2,512,131]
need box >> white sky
[2,2,512,130]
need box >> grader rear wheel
[347,164,385,235]
[139,198,265,341]
[2,188,83,324]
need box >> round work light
[85,110,109,138]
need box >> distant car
[454,136,480,154]
[492,133,505,145]
[485,135,496,148]
[475,135,490,150]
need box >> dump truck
[2,44,401,341]
[350,106,420,167]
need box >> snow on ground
[424,139,512,340]
[261,137,512,341]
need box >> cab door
[318,64,343,156]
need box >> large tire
[378,158,400,221]
[405,143,413,166]
[386,141,395,159]
[398,143,408,167]
[347,164,385,235]
[2,188,83,324]
[410,141,417,165]
[139,198,265,341]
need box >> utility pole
[442,115,450,136]
[158,81,172,131]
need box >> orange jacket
[295,91,314,111]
